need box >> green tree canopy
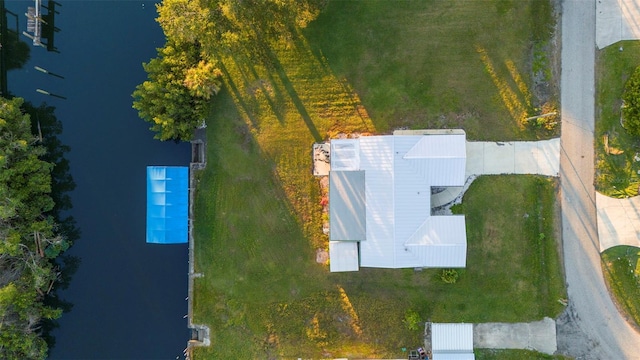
[132,42,218,141]
[184,60,222,99]
[157,0,323,62]
[0,96,67,360]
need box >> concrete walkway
[465,139,560,178]
[596,0,640,49]
[431,139,560,208]
[596,192,640,250]
[431,139,560,207]
[473,317,557,355]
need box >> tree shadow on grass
[235,51,287,126]
[266,46,323,142]
[216,58,261,130]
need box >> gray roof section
[330,171,366,241]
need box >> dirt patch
[553,183,567,295]
[313,143,330,176]
[316,248,328,264]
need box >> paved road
[557,1,640,358]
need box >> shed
[329,241,359,272]
[432,323,474,354]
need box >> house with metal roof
[328,131,467,272]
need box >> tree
[0,96,67,360]
[622,65,640,137]
[156,0,325,64]
[184,60,222,99]
[156,0,217,45]
[132,42,219,141]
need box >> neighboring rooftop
[329,131,467,272]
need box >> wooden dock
[23,0,59,52]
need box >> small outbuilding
[425,322,475,360]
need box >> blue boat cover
[146,166,189,244]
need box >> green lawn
[595,41,640,197]
[192,118,566,358]
[451,176,566,323]
[601,246,640,329]
[191,1,564,358]
[305,0,558,140]
[476,349,571,360]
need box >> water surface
[7,1,190,358]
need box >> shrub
[440,269,460,284]
[622,66,640,137]
[403,310,421,331]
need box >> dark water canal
[7,1,190,358]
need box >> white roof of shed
[329,241,359,272]
[329,134,467,270]
[432,354,475,360]
[432,323,474,353]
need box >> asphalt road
[557,1,640,358]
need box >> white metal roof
[329,241,359,272]
[330,139,360,171]
[432,323,474,353]
[432,353,475,360]
[329,171,366,241]
[329,133,467,271]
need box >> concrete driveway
[596,0,640,49]
[596,192,640,250]
[430,139,560,208]
[465,139,560,177]
[474,317,557,355]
